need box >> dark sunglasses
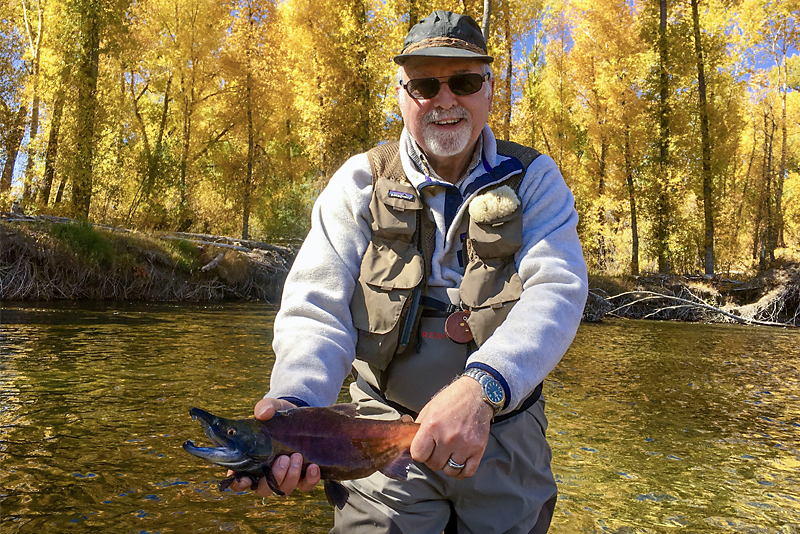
[401,72,490,100]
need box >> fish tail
[324,480,349,510]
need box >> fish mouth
[182,439,247,466]
[184,408,246,468]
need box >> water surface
[1,303,798,532]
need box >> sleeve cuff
[464,363,511,410]
[272,396,309,408]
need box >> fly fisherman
[230,11,588,533]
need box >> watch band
[462,367,505,416]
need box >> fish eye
[226,428,237,436]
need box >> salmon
[183,404,419,509]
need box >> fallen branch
[606,290,793,327]
[201,253,225,272]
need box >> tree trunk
[243,72,253,241]
[38,87,66,206]
[776,52,788,247]
[691,0,714,275]
[22,0,43,203]
[23,93,40,202]
[624,124,639,275]
[764,111,776,265]
[481,0,491,43]
[71,4,101,219]
[503,16,512,141]
[656,0,670,273]
[408,0,418,30]
[1,105,27,193]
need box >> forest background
[1,0,798,277]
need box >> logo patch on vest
[388,190,416,202]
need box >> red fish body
[183,404,419,508]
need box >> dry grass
[0,220,289,302]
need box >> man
[230,11,587,533]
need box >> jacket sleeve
[265,154,373,407]
[465,154,588,413]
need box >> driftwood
[585,267,800,328]
[201,253,226,272]
[605,290,792,327]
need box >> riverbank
[1,215,294,302]
[2,214,798,326]
[585,267,800,327]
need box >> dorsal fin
[328,403,359,418]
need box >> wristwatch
[462,367,505,417]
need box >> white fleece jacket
[267,126,588,414]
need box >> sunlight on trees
[1,0,797,272]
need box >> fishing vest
[349,140,541,414]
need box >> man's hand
[226,397,321,497]
[410,376,494,480]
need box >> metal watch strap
[462,367,503,416]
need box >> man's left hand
[410,376,494,480]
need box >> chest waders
[349,141,543,420]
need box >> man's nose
[429,81,459,108]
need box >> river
[1,302,798,533]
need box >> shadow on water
[1,303,799,533]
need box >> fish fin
[324,480,349,510]
[328,403,359,418]
[379,449,413,481]
[262,465,285,496]
[218,476,235,492]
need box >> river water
[1,302,798,533]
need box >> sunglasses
[401,72,490,100]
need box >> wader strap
[355,373,543,423]
[419,295,460,317]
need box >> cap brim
[393,47,493,65]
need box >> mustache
[424,107,471,124]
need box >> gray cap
[393,11,493,65]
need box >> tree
[691,0,714,274]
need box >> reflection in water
[1,303,799,533]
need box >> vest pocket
[371,177,422,239]
[351,238,424,370]
[460,259,523,346]
[460,204,524,347]
[467,205,522,259]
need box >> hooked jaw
[183,408,248,468]
[183,408,269,471]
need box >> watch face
[485,380,505,405]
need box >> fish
[183,404,419,509]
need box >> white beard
[421,107,473,157]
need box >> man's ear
[487,77,495,109]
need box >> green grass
[164,238,201,272]
[49,221,115,267]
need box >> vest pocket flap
[468,206,522,259]
[460,260,523,309]
[375,177,423,210]
[359,239,424,289]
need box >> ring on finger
[447,458,466,470]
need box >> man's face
[396,57,494,162]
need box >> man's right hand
[226,397,321,497]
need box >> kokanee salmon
[183,404,419,509]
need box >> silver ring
[447,458,466,470]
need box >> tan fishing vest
[350,140,540,411]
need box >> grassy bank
[1,217,293,302]
[2,214,798,327]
